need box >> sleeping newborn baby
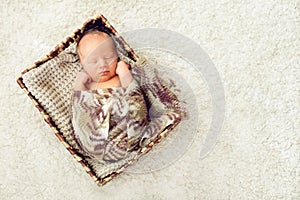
[71,29,188,163]
[71,30,149,162]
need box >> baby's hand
[116,61,130,76]
[116,61,133,88]
[73,70,92,90]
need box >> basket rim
[15,14,181,187]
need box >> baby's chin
[92,75,113,83]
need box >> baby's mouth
[99,70,109,75]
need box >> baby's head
[77,29,118,83]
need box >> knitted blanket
[70,63,189,164]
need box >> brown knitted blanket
[70,63,189,163]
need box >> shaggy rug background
[1,0,299,199]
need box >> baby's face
[78,33,118,83]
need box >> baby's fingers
[118,61,129,68]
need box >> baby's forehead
[79,33,112,46]
[80,34,116,50]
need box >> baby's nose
[96,58,107,67]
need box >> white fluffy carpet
[1,0,299,199]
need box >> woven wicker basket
[16,14,182,186]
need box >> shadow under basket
[16,14,186,186]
